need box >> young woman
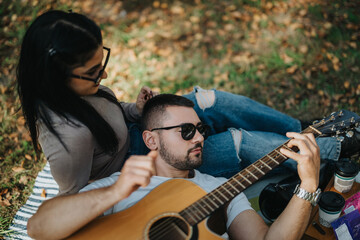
[17,10,155,195]
[17,10,357,196]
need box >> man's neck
[155,159,190,178]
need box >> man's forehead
[163,106,200,125]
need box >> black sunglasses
[151,122,210,140]
[70,46,110,84]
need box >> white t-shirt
[81,170,253,229]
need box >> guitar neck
[179,126,322,226]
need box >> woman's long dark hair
[17,10,124,154]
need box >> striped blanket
[7,163,59,240]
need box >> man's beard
[158,141,203,170]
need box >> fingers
[140,86,160,100]
[147,150,158,160]
[280,132,320,192]
[141,86,152,93]
[113,152,157,198]
[140,86,153,101]
[284,133,318,155]
[122,151,157,176]
[286,132,317,148]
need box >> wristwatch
[293,184,321,206]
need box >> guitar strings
[148,217,189,239]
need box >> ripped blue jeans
[127,87,341,178]
[183,87,340,178]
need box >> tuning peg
[346,130,354,138]
[350,117,355,124]
[312,120,319,125]
[338,110,344,117]
[337,135,345,142]
[331,125,336,131]
[330,115,335,121]
[340,121,345,127]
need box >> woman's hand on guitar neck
[111,151,157,200]
[280,132,320,193]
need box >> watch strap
[293,184,321,206]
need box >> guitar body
[68,179,224,240]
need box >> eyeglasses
[151,122,210,140]
[70,46,110,84]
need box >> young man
[28,94,321,240]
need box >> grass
[1,0,360,238]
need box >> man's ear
[143,130,158,150]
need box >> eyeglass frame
[150,122,210,141]
[70,46,110,84]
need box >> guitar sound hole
[148,216,190,240]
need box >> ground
[0,0,359,237]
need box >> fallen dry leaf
[153,1,160,8]
[0,198,11,207]
[286,65,298,74]
[12,166,25,173]
[349,98,356,105]
[319,63,329,72]
[128,39,139,47]
[170,6,184,15]
[307,83,315,90]
[324,22,332,29]
[19,175,28,185]
[0,189,8,195]
[281,53,293,64]
[299,45,308,54]
[41,189,47,198]
[349,42,357,48]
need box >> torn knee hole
[195,89,215,110]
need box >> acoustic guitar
[68,110,360,240]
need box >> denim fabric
[124,122,149,161]
[183,88,301,135]
[238,130,340,173]
[183,87,341,177]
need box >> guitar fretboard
[179,127,320,226]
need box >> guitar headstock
[310,110,360,137]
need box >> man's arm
[27,151,157,240]
[228,132,320,240]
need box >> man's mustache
[187,143,203,154]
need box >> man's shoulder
[194,170,227,182]
[80,172,121,192]
[191,170,227,192]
